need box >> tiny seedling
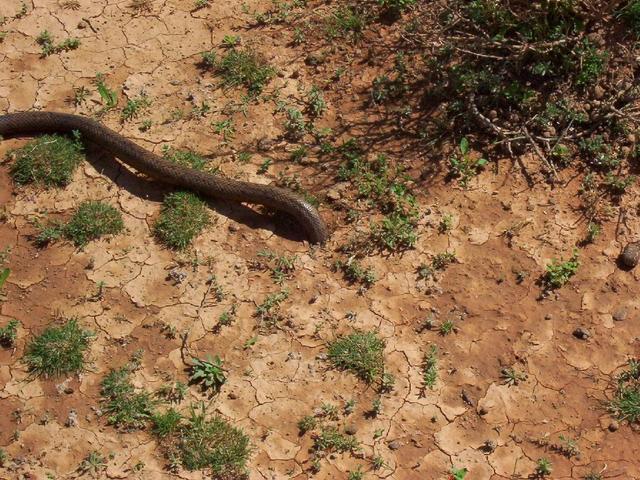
[544,250,579,289]
[535,457,552,476]
[449,138,487,188]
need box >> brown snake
[0,111,329,244]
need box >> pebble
[388,440,401,450]
[481,440,496,453]
[573,327,590,340]
[345,424,357,435]
[612,309,628,322]
[619,242,640,269]
[608,420,619,432]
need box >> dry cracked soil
[0,0,639,479]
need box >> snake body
[0,111,329,244]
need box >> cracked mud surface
[1,1,639,479]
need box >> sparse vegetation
[421,345,438,390]
[155,403,250,476]
[154,192,210,249]
[100,366,156,431]
[23,318,94,377]
[36,30,80,56]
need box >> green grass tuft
[63,201,124,247]
[156,403,251,476]
[201,47,275,95]
[609,359,640,423]
[9,134,84,187]
[162,146,209,171]
[154,192,210,250]
[328,331,385,384]
[23,318,94,377]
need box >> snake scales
[0,111,329,244]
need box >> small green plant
[575,40,608,87]
[23,318,93,377]
[189,355,226,393]
[585,222,601,244]
[313,426,360,453]
[156,381,187,404]
[256,250,297,284]
[449,467,468,480]
[334,258,377,289]
[439,319,455,336]
[0,319,19,348]
[121,94,151,122]
[609,359,640,423]
[152,408,182,438]
[9,133,84,187]
[77,451,106,477]
[255,289,289,326]
[297,415,317,434]
[449,138,487,188]
[370,397,382,416]
[544,250,580,289]
[501,367,527,386]
[257,158,271,174]
[284,107,307,140]
[326,6,367,39]
[95,73,117,109]
[0,448,7,466]
[421,345,438,390]
[328,331,385,384]
[0,267,10,292]
[432,252,457,270]
[36,30,80,56]
[535,457,552,476]
[201,47,275,95]
[212,119,235,141]
[221,34,240,47]
[348,467,364,480]
[307,85,327,117]
[194,0,210,9]
[439,214,454,233]
[154,192,210,250]
[100,366,156,430]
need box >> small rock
[388,440,401,450]
[593,85,605,99]
[345,424,357,435]
[619,242,640,269]
[64,386,74,394]
[228,392,238,400]
[573,327,590,340]
[481,440,496,453]
[544,313,552,320]
[478,406,488,416]
[608,420,619,432]
[325,189,341,202]
[257,137,275,152]
[167,268,187,284]
[612,309,628,322]
[65,410,78,428]
[461,389,475,407]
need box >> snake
[0,111,329,244]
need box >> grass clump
[23,318,93,377]
[100,366,156,430]
[9,133,84,187]
[421,345,438,390]
[618,0,640,35]
[156,403,251,476]
[334,258,377,289]
[328,331,385,384]
[64,201,123,246]
[154,192,210,250]
[609,359,640,424]
[201,47,275,95]
[35,201,124,247]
